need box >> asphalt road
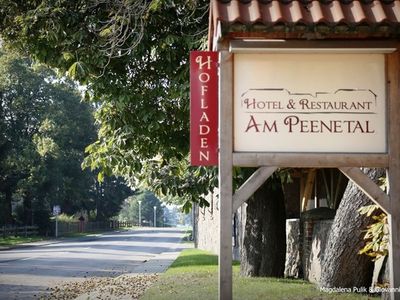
[0,227,187,300]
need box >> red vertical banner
[190,51,219,166]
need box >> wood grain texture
[387,50,400,300]
[233,153,388,168]
[218,49,233,300]
[339,167,390,214]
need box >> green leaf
[148,0,162,12]
[182,201,192,214]
[62,52,74,61]
[358,204,379,217]
[99,26,113,38]
[97,171,104,182]
[67,61,86,79]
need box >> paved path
[0,227,189,299]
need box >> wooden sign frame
[217,41,400,300]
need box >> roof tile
[211,0,400,35]
[215,0,400,25]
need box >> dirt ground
[40,274,159,300]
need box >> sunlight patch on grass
[141,249,377,300]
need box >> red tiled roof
[209,0,400,48]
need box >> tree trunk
[320,168,384,289]
[23,194,33,225]
[240,177,286,277]
[4,189,13,225]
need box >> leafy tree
[119,190,164,226]
[0,47,110,230]
[0,49,54,225]
[91,176,133,222]
[0,0,286,277]
[0,0,214,210]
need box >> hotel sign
[234,53,386,153]
[190,51,219,166]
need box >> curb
[130,251,182,274]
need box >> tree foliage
[358,205,389,261]
[118,190,164,226]
[90,176,134,222]
[0,47,131,230]
[0,0,213,210]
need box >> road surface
[0,227,188,299]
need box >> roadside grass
[0,228,134,247]
[141,249,377,300]
[120,226,137,230]
[0,235,45,247]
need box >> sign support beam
[218,49,233,300]
[232,166,277,211]
[339,167,391,214]
[387,51,400,300]
[233,153,389,168]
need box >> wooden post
[387,50,400,300]
[301,169,316,212]
[218,49,233,300]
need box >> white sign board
[234,53,386,153]
[53,205,61,216]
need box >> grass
[141,249,377,300]
[0,232,101,247]
[119,226,137,231]
[0,235,46,247]
[0,227,133,247]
